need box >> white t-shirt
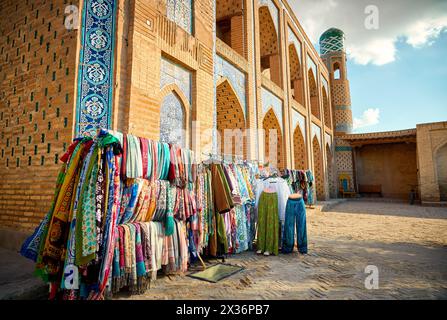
[255,177,291,222]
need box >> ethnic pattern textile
[281,169,314,205]
[20,164,67,262]
[191,162,258,257]
[76,0,118,135]
[24,128,275,299]
[38,141,86,281]
[257,191,279,256]
[235,206,248,253]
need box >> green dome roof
[319,28,344,42]
[319,28,345,55]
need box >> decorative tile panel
[335,146,353,152]
[215,55,247,116]
[160,92,185,147]
[261,87,283,131]
[322,76,328,91]
[288,26,301,62]
[166,0,193,34]
[325,132,332,148]
[292,109,306,139]
[311,123,322,146]
[319,28,345,55]
[307,54,317,77]
[160,57,192,105]
[76,0,117,136]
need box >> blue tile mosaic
[166,0,193,34]
[335,146,353,152]
[307,54,317,77]
[325,132,332,148]
[288,27,302,62]
[261,87,283,131]
[160,92,185,147]
[75,0,117,136]
[311,123,322,146]
[292,109,306,139]
[160,57,192,105]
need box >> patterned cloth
[257,191,279,255]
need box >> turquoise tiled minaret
[319,28,353,135]
[320,28,355,196]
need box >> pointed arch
[263,108,284,168]
[322,86,331,128]
[308,68,320,119]
[289,44,301,81]
[313,135,325,200]
[160,90,188,147]
[293,125,307,170]
[216,79,247,158]
[333,62,341,80]
[216,0,245,56]
[258,5,281,88]
[159,83,191,111]
[216,76,245,111]
[289,44,304,106]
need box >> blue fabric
[20,212,50,262]
[282,197,307,254]
[342,179,348,191]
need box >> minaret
[319,28,355,195]
[319,28,353,134]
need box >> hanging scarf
[60,140,95,293]
[75,143,99,266]
[38,140,86,282]
[140,138,149,178]
[20,160,68,262]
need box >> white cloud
[353,108,380,130]
[291,0,447,65]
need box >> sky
[290,0,447,133]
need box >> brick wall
[355,142,418,199]
[416,122,447,203]
[0,0,341,233]
[0,0,79,231]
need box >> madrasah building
[0,0,446,233]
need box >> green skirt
[257,191,279,255]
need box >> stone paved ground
[116,201,447,300]
[0,248,47,300]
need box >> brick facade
[0,0,79,230]
[3,0,443,233]
[0,0,338,232]
[416,122,447,204]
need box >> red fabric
[81,140,94,158]
[140,137,148,178]
[60,140,81,163]
[168,144,176,182]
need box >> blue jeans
[282,197,307,254]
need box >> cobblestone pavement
[116,201,447,300]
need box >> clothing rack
[201,152,261,166]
